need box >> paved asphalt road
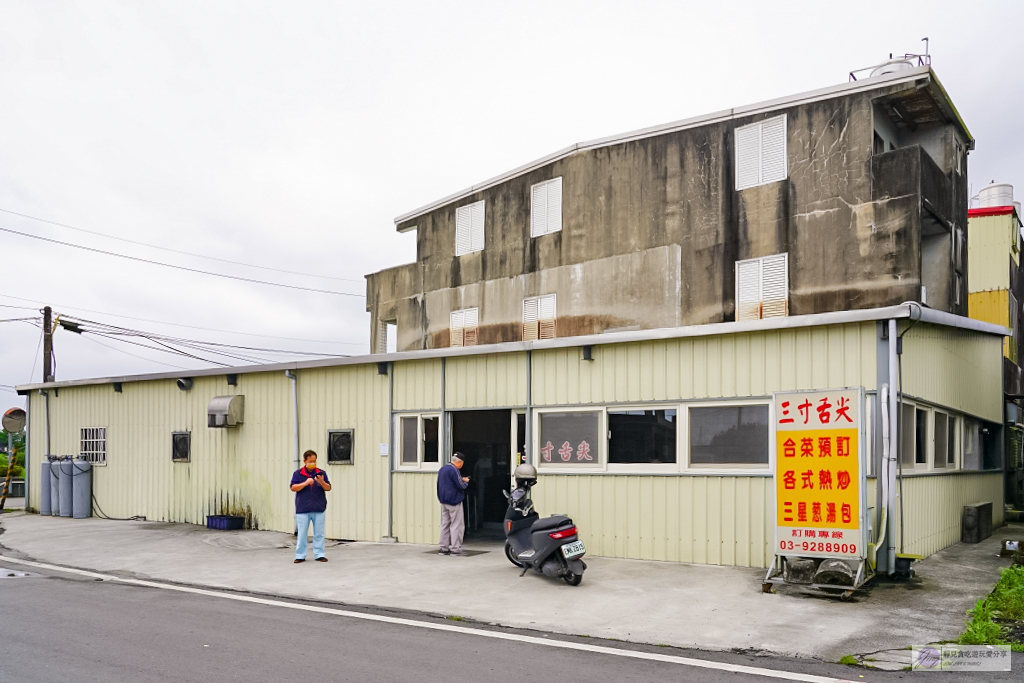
[0,563,1020,683]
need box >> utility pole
[42,306,53,383]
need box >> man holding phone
[437,452,470,556]
[290,449,332,563]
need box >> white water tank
[870,58,915,78]
[976,183,1014,208]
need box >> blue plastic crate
[207,515,244,530]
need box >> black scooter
[503,464,586,585]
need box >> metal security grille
[734,114,788,190]
[449,308,479,347]
[81,427,107,464]
[455,200,485,256]
[530,177,563,237]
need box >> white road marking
[0,554,859,683]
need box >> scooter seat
[531,515,572,532]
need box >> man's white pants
[439,502,465,553]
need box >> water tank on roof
[976,183,1014,208]
[870,58,915,78]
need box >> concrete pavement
[0,512,1019,663]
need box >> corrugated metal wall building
[20,305,1005,570]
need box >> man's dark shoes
[439,549,450,555]
[294,559,305,564]
[315,557,328,562]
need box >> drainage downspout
[525,351,533,464]
[285,371,299,472]
[24,394,30,511]
[886,319,899,573]
[42,389,50,458]
[385,361,395,541]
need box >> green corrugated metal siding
[532,323,877,406]
[532,475,773,567]
[445,352,527,409]
[26,367,389,541]
[901,324,1003,422]
[895,472,1004,557]
[392,359,442,411]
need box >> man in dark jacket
[290,450,332,563]
[437,453,470,555]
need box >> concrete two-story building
[368,62,973,353]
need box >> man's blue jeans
[295,511,326,560]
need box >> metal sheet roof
[16,303,1006,393]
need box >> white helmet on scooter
[514,463,537,485]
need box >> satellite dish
[3,407,26,433]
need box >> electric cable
[0,292,364,346]
[0,207,363,283]
[0,225,364,297]
[79,331,190,370]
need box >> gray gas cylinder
[39,459,53,516]
[72,459,92,519]
[58,459,74,517]
[50,460,61,516]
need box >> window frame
[684,399,773,473]
[530,177,563,237]
[531,399,773,475]
[897,399,964,473]
[171,431,191,463]
[735,253,789,321]
[80,427,108,465]
[394,412,443,472]
[533,407,605,473]
[454,200,485,256]
[326,429,355,466]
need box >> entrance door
[451,410,512,540]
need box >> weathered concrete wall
[370,78,969,351]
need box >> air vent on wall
[172,432,191,462]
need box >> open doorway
[451,410,512,541]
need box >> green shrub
[958,599,1006,645]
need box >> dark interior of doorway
[452,410,511,540]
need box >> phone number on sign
[779,540,856,554]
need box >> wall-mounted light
[377,362,389,376]
[113,382,122,393]
[226,374,238,386]
[177,378,194,391]
[581,345,595,361]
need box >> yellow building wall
[27,366,391,542]
[900,323,1004,422]
[532,323,878,405]
[445,352,527,409]
[896,472,1004,557]
[968,290,1014,360]
[392,359,442,411]
[968,214,1016,293]
[392,472,443,544]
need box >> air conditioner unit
[208,395,244,428]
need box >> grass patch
[838,655,858,666]
[958,565,1024,651]
[446,615,464,622]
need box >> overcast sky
[1,0,1022,404]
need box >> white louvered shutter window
[455,200,485,256]
[537,294,556,339]
[735,259,762,322]
[531,178,563,237]
[735,114,788,190]
[450,308,478,347]
[450,310,465,347]
[522,297,540,341]
[735,254,789,321]
[759,253,789,319]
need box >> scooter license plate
[561,540,586,559]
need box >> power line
[0,225,364,297]
[0,292,365,347]
[0,207,363,283]
[78,333,190,371]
